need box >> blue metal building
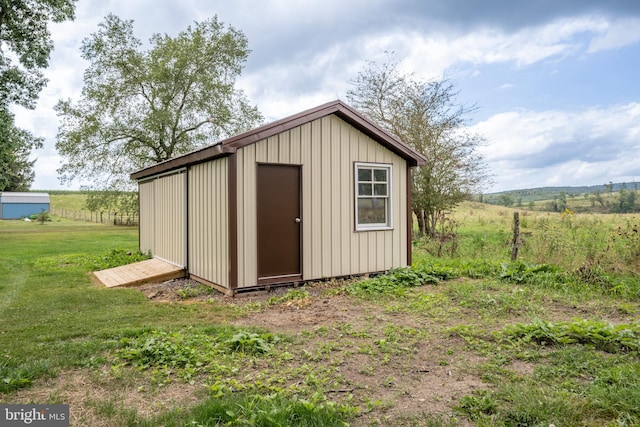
[0,192,50,219]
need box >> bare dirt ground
[11,277,633,426]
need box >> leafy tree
[604,181,614,193]
[55,14,263,203]
[85,190,138,216]
[0,107,43,191]
[499,193,514,207]
[1,0,76,108]
[614,187,638,213]
[0,0,76,190]
[347,58,490,236]
[590,190,605,208]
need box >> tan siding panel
[153,172,186,266]
[139,180,155,254]
[300,123,313,280]
[233,114,409,286]
[237,144,257,287]
[188,159,228,287]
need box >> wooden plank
[94,258,185,288]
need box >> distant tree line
[483,181,640,214]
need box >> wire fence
[50,208,138,226]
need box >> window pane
[358,168,372,182]
[373,169,387,182]
[374,183,387,196]
[357,198,387,224]
[358,183,372,196]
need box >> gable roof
[0,192,50,204]
[131,100,426,181]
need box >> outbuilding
[0,192,50,220]
[131,100,426,294]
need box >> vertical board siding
[138,172,186,266]
[236,144,257,287]
[139,180,155,254]
[235,114,407,287]
[188,159,229,287]
[154,172,187,266]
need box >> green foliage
[98,248,149,268]
[456,345,640,426]
[347,56,489,237]
[609,220,640,270]
[115,328,280,384]
[117,328,220,370]
[345,266,441,295]
[175,283,214,300]
[33,248,149,273]
[0,107,43,191]
[55,13,263,192]
[499,261,560,284]
[151,392,352,427]
[85,190,138,215]
[0,222,232,392]
[84,248,149,270]
[0,360,51,393]
[225,330,279,354]
[0,1,75,190]
[0,0,76,109]
[456,390,497,421]
[504,319,640,353]
[33,209,50,224]
[266,288,310,305]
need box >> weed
[176,283,214,299]
[0,360,52,393]
[456,390,497,421]
[115,327,279,385]
[33,210,51,224]
[345,266,440,296]
[503,319,640,353]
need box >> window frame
[354,162,393,231]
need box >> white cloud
[588,18,640,52]
[472,103,640,191]
[11,1,640,192]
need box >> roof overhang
[130,100,426,181]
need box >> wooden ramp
[94,258,185,288]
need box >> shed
[131,100,426,294]
[0,192,50,220]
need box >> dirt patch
[188,278,487,423]
[6,368,202,427]
[6,278,572,426]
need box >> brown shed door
[257,164,302,284]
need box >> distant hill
[479,182,640,214]
[482,182,634,204]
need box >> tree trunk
[415,209,426,236]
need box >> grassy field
[49,192,90,211]
[1,206,639,426]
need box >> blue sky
[12,0,640,192]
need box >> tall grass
[418,202,640,276]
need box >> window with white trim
[354,162,392,230]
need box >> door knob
[295,218,301,223]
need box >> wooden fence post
[511,212,520,261]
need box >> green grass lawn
[2,209,640,426]
[0,219,236,384]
